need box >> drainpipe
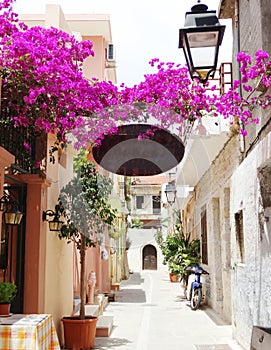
[234,0,245,156]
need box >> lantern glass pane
[190,46,216,67]
[4,212,23,225]
[49,221,62,232]
[187,31,219,48]
[166,192,176,204]
[165,183,177,205]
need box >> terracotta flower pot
[62,316,97,350]
[169,273,179,282]
[0,303,11,316]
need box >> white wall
[230,131,271,349]
[127,228,167,273]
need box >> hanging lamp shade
[92,124,185,176]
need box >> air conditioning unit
[106,43,115,61]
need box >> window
[201,206,208,264]
[136,196,144,209]
[152,196,161,214]
[235,210,244,262]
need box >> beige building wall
[44,135,74,343]
[19,4,117,344]
[82,35,105,81]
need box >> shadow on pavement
[114,272,146,303]
[116,288,146,303]
[175,294,187,302]
[204,307,231,326]
[121,272,144,285]
[94,336,132,349]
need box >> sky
[13,0,232,87]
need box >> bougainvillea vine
[0,0,270,170]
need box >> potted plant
[167,262,181,282]
[0,282,17,316]
[155,221,200,285]
[58,152,117,349]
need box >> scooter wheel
[190,288,202,310]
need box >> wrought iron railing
[0,123,47,174]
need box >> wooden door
[143,245,157,270]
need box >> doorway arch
[142,244,157,270]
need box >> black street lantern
[42,205,63,232]
[4,204,23,225]
[179,2,225,84]
[165,181,177,206]
[0,194,23,225]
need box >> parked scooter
[186,265,209,310]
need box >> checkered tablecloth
[0,314,60,350]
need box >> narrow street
[95,270,244,350]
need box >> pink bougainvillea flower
[0,0,269,171]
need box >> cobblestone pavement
[94,270,245,350]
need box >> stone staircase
[73,294,114,337]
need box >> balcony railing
[0,123,47,174]
[180,62,233,144]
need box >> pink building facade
[0,5,117,345]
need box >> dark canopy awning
[92,124,185,176]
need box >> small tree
[58,153,117,319]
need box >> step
[96,315,114,337]
[104,292,117,302]
[102,295,109,309]
[95,294,108,315]
[73,304,100,317]
[111,283,120,291]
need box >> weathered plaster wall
[193,135,240,323]
[231,131,271,349]
[227,1,271,347]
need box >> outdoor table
[0,313,60,350]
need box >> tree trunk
[79,234,86,319]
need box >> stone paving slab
[195,345,232,350]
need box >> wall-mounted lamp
[0,193,23,225]
[165,182,177,206]
[156,221,162,234]
[178,1,225,84]
[42,205,63,232]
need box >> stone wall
[228,1,271,347]
[238,0,271,145]
[231,131,271,349]
[192,135,240,323]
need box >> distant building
[127,174,168,272]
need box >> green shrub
[0,282,17,304]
